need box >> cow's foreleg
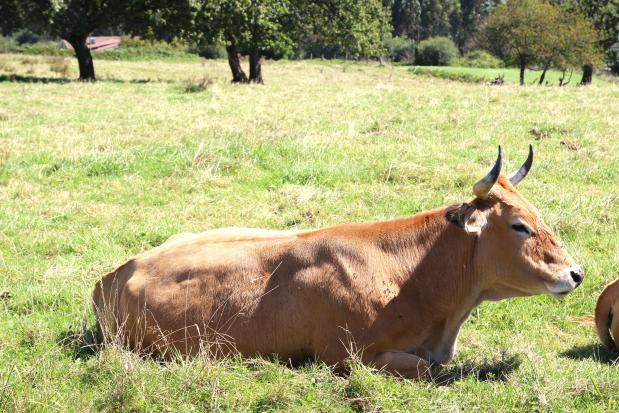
[371,351,432,379]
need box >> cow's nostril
[570,270,582,284]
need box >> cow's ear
[445,203,486,234]
[463,209,487,234]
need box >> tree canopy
[536,8,600,83]
[194,0,389,83]
[575,0,619,74]
[575,0,619,50]
[311,0,390,60]
[484,0,600,85]
[390,0,503,51]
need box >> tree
[0,0,189,81]
[484,0,551,85]
[310,0,390,59]
[0,0,24,35]
[196,0,297,84]
[389,0,502,51]
[534,7,600,84]
[391,0,422,40]
[390,0,460,42]
[195,0,390,83]
[455,0,502,51]
[572,0,619,77]
[484,0,600,85]
[575,0,618,50]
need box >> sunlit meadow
[0,54,618,411]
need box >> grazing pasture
[409,65,612,85]
[0,55,618,411]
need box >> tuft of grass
[0,55,617,411]
[46,56,71,78]
[184,74,214,93]
[0,55,11,71]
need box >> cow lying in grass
[93,146,584,378]
[595,278,619,353]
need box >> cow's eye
[511,223,530,234]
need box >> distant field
[0,54,618,411]
[410,65,609,86]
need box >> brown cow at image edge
[595,278,619,353]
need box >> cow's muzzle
[544,265,584,298]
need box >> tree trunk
[226,45,248,83]
[65,35,95,81]
[580,64,592,85]
[248,50,263,84]
[563,69,573,87]
[519,58,526,86]
[538,67,548,85]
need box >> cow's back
[93,227,384,362]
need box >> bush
[19,41,70,56]
[9,35,200,61]
[1,34,217,62]
[294,35,342,59]
[415,37,459,66]
[409,67,487,83]
[15,30,40,45]
[194,44,227,59]
[118,36,180,51]
[96,36,197,61]
[0,36,18,53]
[458,49,504,68]
[383,36,415,63]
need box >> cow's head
[447,146,583,299]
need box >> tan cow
[93,146,584,377]
[595,278,619,352]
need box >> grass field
[0,54,618,411]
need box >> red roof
[60,36,121,52]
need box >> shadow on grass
[560,343,619,365]
[0,74,72,84]
[57,326,101,361]
[432,353,522,385]
[250,353,523,385]
[0,74,162,84]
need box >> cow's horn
[473,146,502,199]
[508,144,533,186]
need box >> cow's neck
[378,206,480,300]
[371,206,485,362]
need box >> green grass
[410,65,607,85]
[0,54,618,411]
